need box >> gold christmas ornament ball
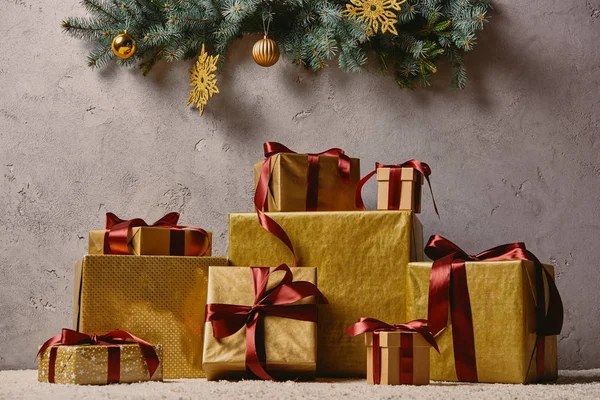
[252,36,280,67]
[111,31,136,60]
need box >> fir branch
[61,17,111,40]
[87,43,113,67]
[140,47,166,75]
[81,0,120,22]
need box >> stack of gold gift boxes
[37,142,561,386]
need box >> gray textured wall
[1,0,599,370]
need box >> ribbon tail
[254,158,297,267]
[355,169,377,210]
[245,314,275,381]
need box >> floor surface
[2,369,600,399]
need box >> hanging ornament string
[262,8,272,39]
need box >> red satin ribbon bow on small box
[205,264,328,381]
[355,160,439,216]
[103,212,210,256]
[346,318,439,385]
[425,235,564,382]
[37,328,160,384]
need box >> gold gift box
[365,332,431,385]
[228,211,423,377]
[253,152,361,211]
[89,227,212,256]
[38,343,163,384]
[377,167,423,212]
[73,255,228,378]
[203,266,318,381]
[406,260,558,384]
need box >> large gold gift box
[203,266,318,381]
[406,260,558,384]
[89,227,212,256]
[253,152,361,211]
[365,332,431,385]
[38,343,163,384]
[73,255,228,379]
[228,211,423,376]
[377,167,423,212]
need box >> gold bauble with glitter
[111,31,136,59]
[252,36,280,67]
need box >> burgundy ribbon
[425,235,564,382]
[205,264,328,381]
[103,212,210,256]
[346,318,439,385]
[355,161,438,216]
[254,143,353,266]
[37,329,160,384]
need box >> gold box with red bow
[73,255,228,379]
[365,331,431,385]
[377,167,423,212]
[202,265,323,381]
[253,143,361,212]
[88,213,212,256]
[228,210,423,377]
[37,330,163,385]
[89,227,212,256]
[407,260,559,383]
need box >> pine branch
[81,0,120,23]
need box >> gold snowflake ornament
[343,0,407,35]
[187,44,219,116]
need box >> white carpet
[2,370,600,400]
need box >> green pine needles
[62,0,492,89]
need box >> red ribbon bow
[355,161,439,216]
[346,318,439,385]
[205,264,328,381]
[425,235,564,382]
[254,143,353,266]
[37,329,160,384]
[103,212,210,256]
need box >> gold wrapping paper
[228,211,423,377]
[406,260,558,384]
[73,255,228,378]
[376,167,423,212]
[365,332,431,385]
[38,344,163,384]
[203,266,318,381]
[88,227,212,256]
[253,152,361,211]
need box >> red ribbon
[37,329,160,384]
[103,212,210,256]
[355,161,439,216]
[346,318,439,385]
[205,264,328,381]
[254,143,353,266]
[425,235,564,382]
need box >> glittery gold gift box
[203,266,318,381]
[73,255,228,379]
[253,153,361,211]
[406,260,558,384]
[37,344,163,384]
[88,227,212,256]
[228,211,423,377]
